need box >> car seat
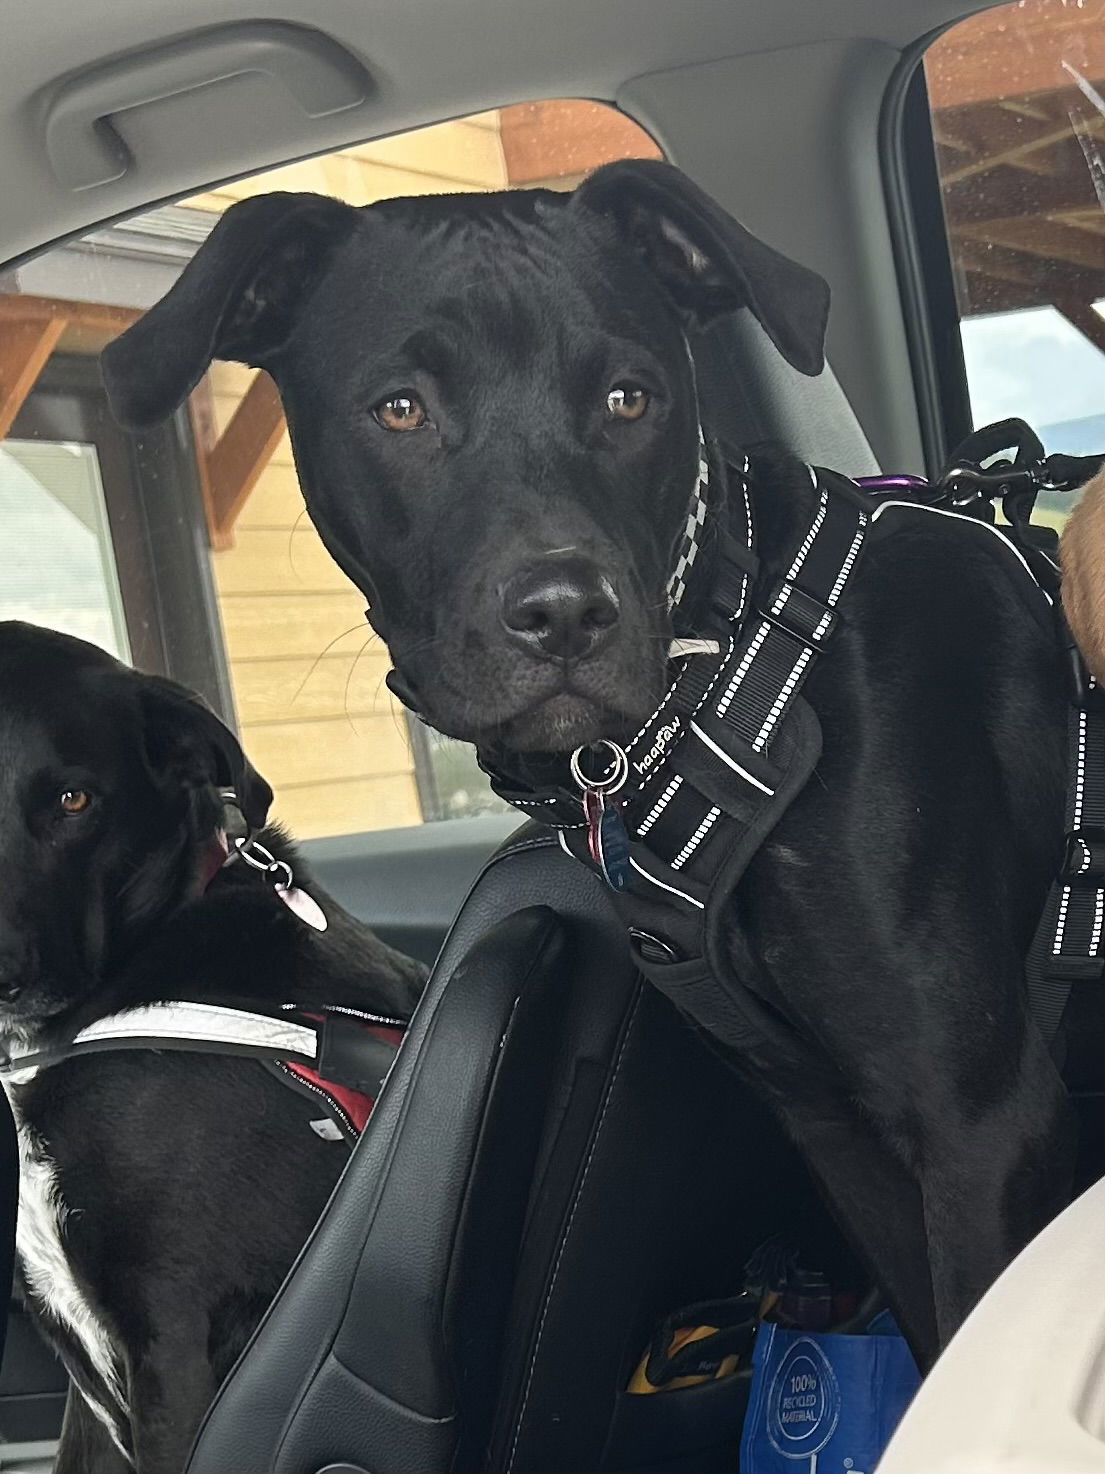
[183,826,860,1474]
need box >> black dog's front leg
[740,1055,941,1366]
[743,814,1074,1355]
[125,1310,220,1474]
[54,1386,132,1474]
[916,1018,1074,1343]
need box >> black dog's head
[0,623,272,1035]
[103,161,828,752]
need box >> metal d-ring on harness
[478,419,1104,1061]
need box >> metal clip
[234,836,293,889]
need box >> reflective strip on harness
[1025,677,1105,1045]
[0,1002,406,1146]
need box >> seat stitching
[505,983,645,1471]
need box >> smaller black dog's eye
[606,383,650,422]
[58,789,93,817]
[373,395,427,432]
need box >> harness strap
[485,456,872,985]
[1025,675,1105,1051]
[0,1001,406,1146]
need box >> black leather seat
[185,828,855,1474]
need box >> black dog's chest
[16,1051,348,1361]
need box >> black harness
[479,421,1104,1061]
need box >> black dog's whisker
[293,624,373,704]
[343,632,378,735]
[285,507,311,581]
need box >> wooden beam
[925,0,1103,110]
[499,99,661,186]
[997,97,1053,124]
[941,117,1101,186]
[1052,209,1105,237]
[203,371,286,549]
[960,269,1046,316]
[956,215,1105,272]
[944,163,1101,227]
[1055,298,1105,355]
[0,313,67,438]
[0,293,135,334]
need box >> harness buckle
[759,578,837,645]
[629,928,683,965]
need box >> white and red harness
[1,999,406,1145]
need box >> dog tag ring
[571,741,632,891]
[233,837,329,932]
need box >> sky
[961,303,1105,454]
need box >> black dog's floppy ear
[573,159,830,377]
[101,191,358,431]
[139,675,273,834]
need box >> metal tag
[585,791,631,892]
[276,884,329,932]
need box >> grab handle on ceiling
[43,21,372,192]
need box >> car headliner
[2,0,997,263]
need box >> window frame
[880,34,975,479]
[9,352,234,719]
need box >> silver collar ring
[569,739,629,795]
[234,836,294,891]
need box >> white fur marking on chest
[4,1086,131,1459]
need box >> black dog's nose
[501,557,620,662]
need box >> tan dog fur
[1060,468,1104,683]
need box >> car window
[922,0,1104,529]
[0,102,660,839]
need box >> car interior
[0,0,1101,1468]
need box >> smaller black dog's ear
[101,191,358,431]
[139,676,273,833]
[572,159,830,376]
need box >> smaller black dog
[0,622,426,1474]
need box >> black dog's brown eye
[373,395,427,432]
[606,383,649,421]
[58,789,92,816]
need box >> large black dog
[0,623,426,1473]
[102,160,1075,1368]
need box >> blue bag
[739,1315,920,1474]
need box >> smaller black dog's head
[103,160,828,753]
[0,623,272,1035]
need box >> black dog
[0,623,426,1473]
[102,160,1075,1368]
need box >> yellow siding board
[344,123,505,184]
[234,465,309,530]
[213,529,355,597]
[218,592,370,661]
[242,712,411,787]
[271,773,422,839]
[206,362,258,398]
[229,651,393,726]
